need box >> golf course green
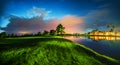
[0,37,119,65]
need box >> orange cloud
[46,15,84,33]
[60,15,84,33]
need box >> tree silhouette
[43,30,49,36]
[50,30,56,36]
[36,32,41,36]
[56,24,65,35]
[11,33,15,37]
[107,24,115,32]
[111,25,115,32]
[107,25,110,31]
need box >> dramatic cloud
[2,14,84,34]
[6,16,45,34]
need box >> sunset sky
[0,0,120,34]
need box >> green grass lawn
[0,37,119,65]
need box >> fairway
[0,38,119,65]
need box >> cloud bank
[2,14,84,34]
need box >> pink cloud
[61,15,84,33]
[45,15,84,33]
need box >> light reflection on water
[89,36,120,41]
[64,36,120,60]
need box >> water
[64,36,120,60]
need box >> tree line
[0,24,65,38]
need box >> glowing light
[18,31,31,35]
[91,36,120,41]
[60,15,84,33]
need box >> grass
[0,37,120,65]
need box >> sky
[0,0,120,34]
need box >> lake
[64,36,120,60]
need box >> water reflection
[89,36,120,41]
[64,36,120,60]
[64,36,120,41]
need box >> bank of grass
[0,37,119,65]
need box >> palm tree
[56,24,65,35]
[111,24,115,32]
[107,25,110,31]
[107,24,115,32]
